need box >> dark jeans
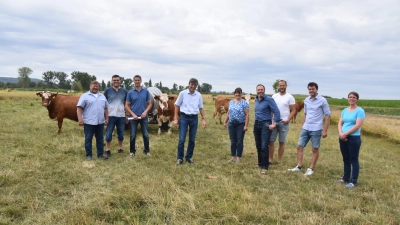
[105,117,126,142]
[339,136,362,184]
[129,118,150,154]
[228,121,246,157]
[83,124,104,157]
[177,114,198,160]
[253,120,272,169]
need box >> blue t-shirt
[104,87,127,117]
[341,107,365,136]
[228,99,249,123]
[126,87,151,115]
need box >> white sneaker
[304,168,314,176]
[288,166,302,172]
[129,153,135,157]
[261,169,267,174]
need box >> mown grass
[1,91,399,224]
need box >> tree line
[1,67,214,94]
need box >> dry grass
[0,91,399,224]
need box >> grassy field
[1,91,399,224]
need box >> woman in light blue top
[338,91,365,188]
[224,88,249,163]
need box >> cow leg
[167,121,173,134]
[157,117,162,135]
[57,117,64,134]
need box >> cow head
[154,94,176,114]
[36,91,58,107]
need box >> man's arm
[77,107,84,126]
[173,105,180,127]
[125,101,138,119]
[322,115,330,138]
[104,108,108,125]
[199,108,207,128]
[285,104,296,124]
[141,99,152,118]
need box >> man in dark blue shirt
[253,84,281,174]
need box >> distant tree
[55,72,70,89]
[107,81,111,88]
[71,81,83,92]
[172,83,178,91]
[272,79,280,93]
[149,79,152,87]
[198,83,212,93]
[144,82,149,87]
[124,78,133,91]
[178,85,184,91]
[42,71,57,88]
[101,80,106,91]
[71,71,96,90]
[119,76,125,88]
[36,81,44,89]
[18,67,33,88]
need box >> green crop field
[1,91,399,224]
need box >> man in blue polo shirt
[288,82,331,176]
[125,75,152,157]
[254,84,281,174]
[77,80,109,161]
[173,78,207,165]
[104,74,128,157]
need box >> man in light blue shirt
[288,82,331,175]
[173,78,207,165]
[77,80,109,160]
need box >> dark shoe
[105,150,111,157]
[176,159,183,165]
[97,154,108,160]
[86,156,92,161]
[186,158,194,164]
[118,149,124,153]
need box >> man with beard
[77,80,109,160]
[288,82,331,176]
[125,75,152,157]
[173,78,207,165]
[268,80,296,164]
[253,84,281,174]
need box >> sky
[1,0,399,99]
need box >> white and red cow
[244,93,254,104]
[154,94,178,134]
[36,91,79,134]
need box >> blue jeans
[177,114,198,160]
[105,117,126,142]
[339,136,362,185]
[228,121,246,157]
[129,118,150,154]
[253,120,272,169]
[83,124,104,157]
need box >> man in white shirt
[269,80,296,164]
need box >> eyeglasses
[112,80,120,82]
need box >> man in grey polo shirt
[288,82,331,175]
[173,78,207,165]
[77,80,109,161]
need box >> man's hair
[348,91,359,99]
[112,74,120,80]
[256,84,265,90]
[189,78,198,85]
[90,80,100,86]
[134,75,142,80]
[234,87,242,94]
[307,82,318,90]
[279,80,287,85]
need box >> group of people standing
[224,80,365,188]
[76,76,365,189]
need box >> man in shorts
[288,82,331,176]
[269,80,296,164]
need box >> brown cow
[291,100,304,123]
[36,91,79,134]
[213,96,232,124]
[154,94,178,134]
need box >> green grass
[1,91,399,224]
[327,99,400,108]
